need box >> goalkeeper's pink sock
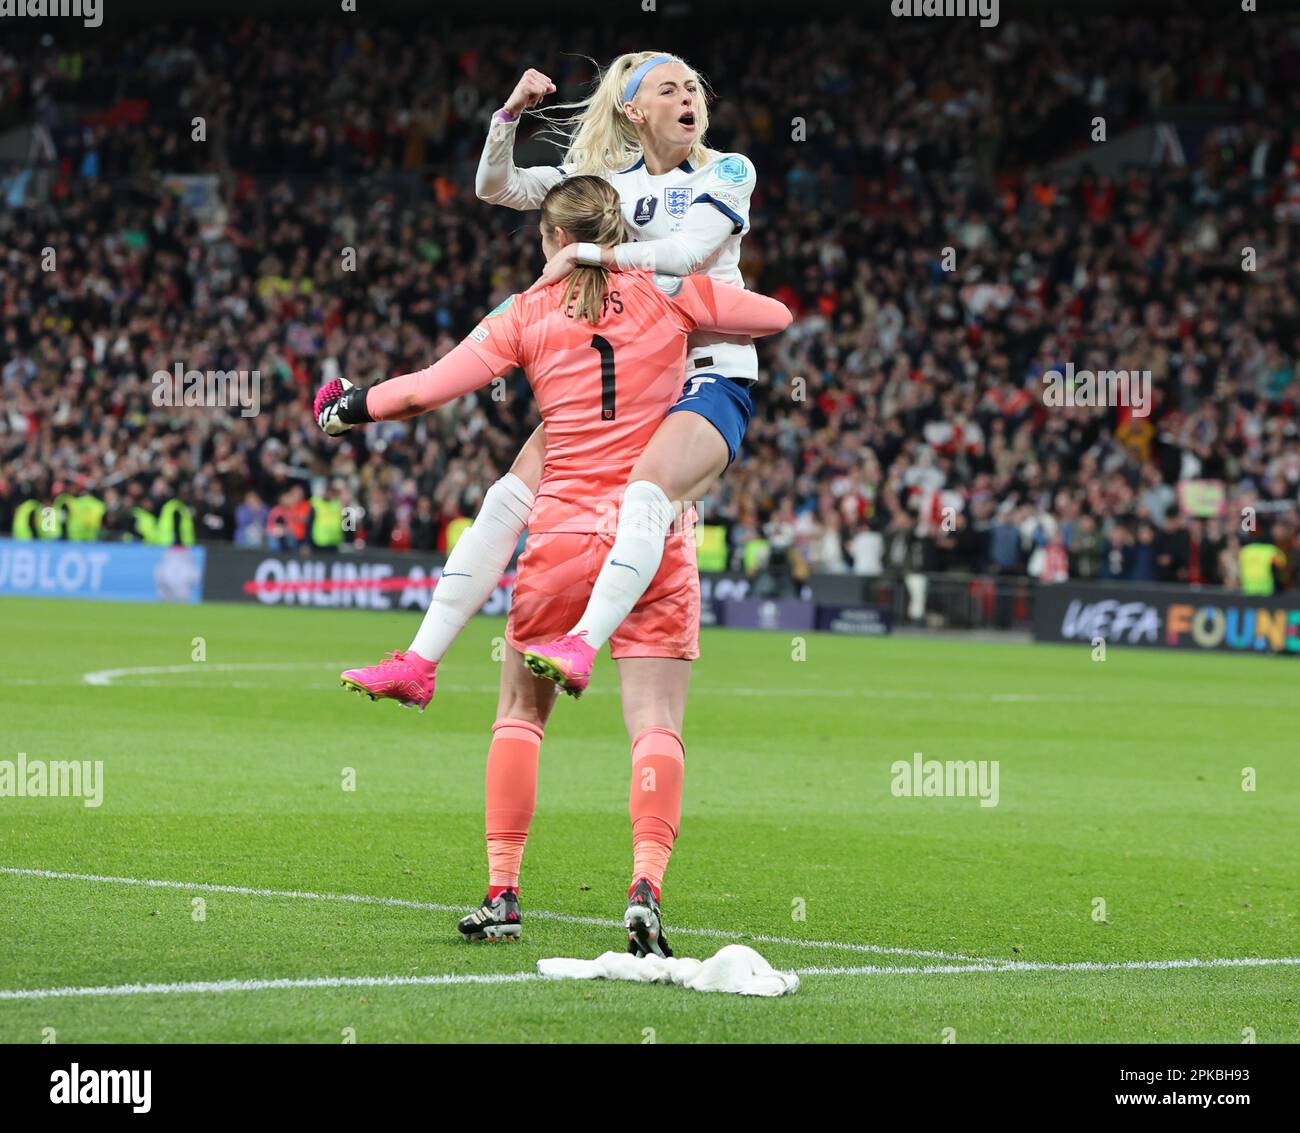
[484,718,543,893]
[409,473,533,662]
[628,727,685,898]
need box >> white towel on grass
[537,944,799,997]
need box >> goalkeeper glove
[314,378,373,435]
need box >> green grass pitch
[1,595,1297,1043]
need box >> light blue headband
[622,55,678,105]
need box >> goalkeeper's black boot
[457,889,522,942]
[624,878,672,959]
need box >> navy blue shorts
[664,374,755,465]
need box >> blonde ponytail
[533,50,716,175]
[539,176,627,325]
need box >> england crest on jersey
[664,187,694,218]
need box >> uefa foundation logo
[0,0,102,27]
[151,364,262,418]
[1041,363,1152,418]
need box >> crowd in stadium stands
[2,14,1299,599]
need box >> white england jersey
[600,152,759,383]
[475,119,760,382]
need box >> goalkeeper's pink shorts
[506,530,700,661]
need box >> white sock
[408,472,534,661]
[569,481,676,651]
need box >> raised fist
[504,69,556,116]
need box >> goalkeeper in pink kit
[315,175,790,953]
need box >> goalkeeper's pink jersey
[366,269,790,532]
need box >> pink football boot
[522,632,596,699]
[340,650,437,712]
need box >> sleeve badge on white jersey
[715,156,749,184]
[651,273,684,296]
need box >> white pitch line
[0,867,993,964]
[81,662,349,686]
[0,972,540,1002]
[797,956,1300,977]
[72,662,1108,705]
[8,954,1300,1003]
[25,661,1295,710]
[0,660,1252,709]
